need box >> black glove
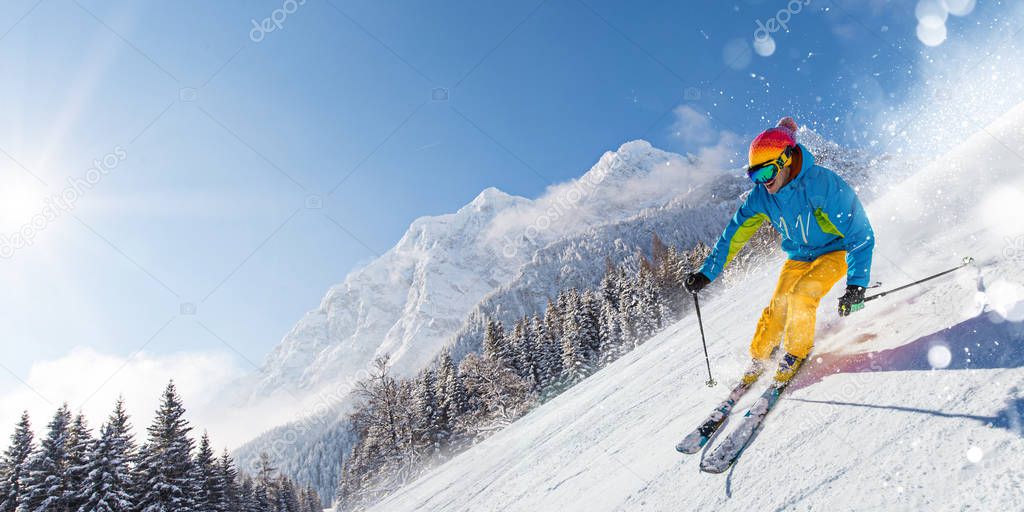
[838,285,866,316]
[684,272,711,294]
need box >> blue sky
[0,0,1017,436]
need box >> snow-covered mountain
[247,186,528,398]
[238,141,730,402]
[366,103,1024,511]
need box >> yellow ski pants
[750,251,847,360]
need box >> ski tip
[676,432,710,454]
[698,462,730,474]
[676,444,702,455]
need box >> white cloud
[0,347,250,449]
[670,105,718,148]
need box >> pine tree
[543,298,562,346]
[192,432,218,511]
[332,454,348,512]
[253,453,275,512]
[434,351,462,446]
[439,355,468,450]
[276,476,301,512]
[216,450,239,512]
[617,277,639,346]
[411,369,441,456]
[560,289,590,384]
[482,319,512,370]
[300,485,320,512]
[134,381,196,512]
[598,267,620,310]
[532,314,561,391]
[65,413,94,511]
[579,290,602,364]
[78,398,135,512]
[634,267,661,342]
[19,404,73,512]
[598,297,624,367]
[252,478,271,512]
[238,475,256,512]
[512,317,541,390]
[0,411,33,512]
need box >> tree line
[334,235,716,510]
[0,382,323,512]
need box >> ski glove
[838,285,866,316]
[684,272,711,294]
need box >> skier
[683,117,874,385]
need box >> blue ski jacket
[699,144,874,288]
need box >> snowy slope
[369,106,1024,511]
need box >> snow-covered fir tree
[532,314,561,392]
[253,453,276,512]
[300,484,321,512]
[78,398,135,512]
[579,289,602,365]
[544,298,562,344]
[634,267,662,341]
[598,296,625,367]
[239,475,257,512]
[0,411,33,512]
[277,476,302,512]
[511,318,542,390]
[482,319,512,371]
[617,276,640,346]
[252,478,272,512]
[560,289,592,385]
[192,432,218,511]
[18,403,73,512]
[134,381,196,512]
[435,350,465,446]
[216,449,240,512]
[411,369,441,456]
[65,413,94,511]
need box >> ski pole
[864,256,974,303]
[692,293,716,387]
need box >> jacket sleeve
[822,172,874,288]
[699,192,768,282]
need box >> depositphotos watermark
[0,146,127,259]
[754,0,812,43]
[250,0,307,43]
[1004,235,1024,263]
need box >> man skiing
[684,117,874,386]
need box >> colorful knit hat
[748,117,798,167]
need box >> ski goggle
[746,146,794,185]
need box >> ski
[675,381,752,454]
[699,380,790,473]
